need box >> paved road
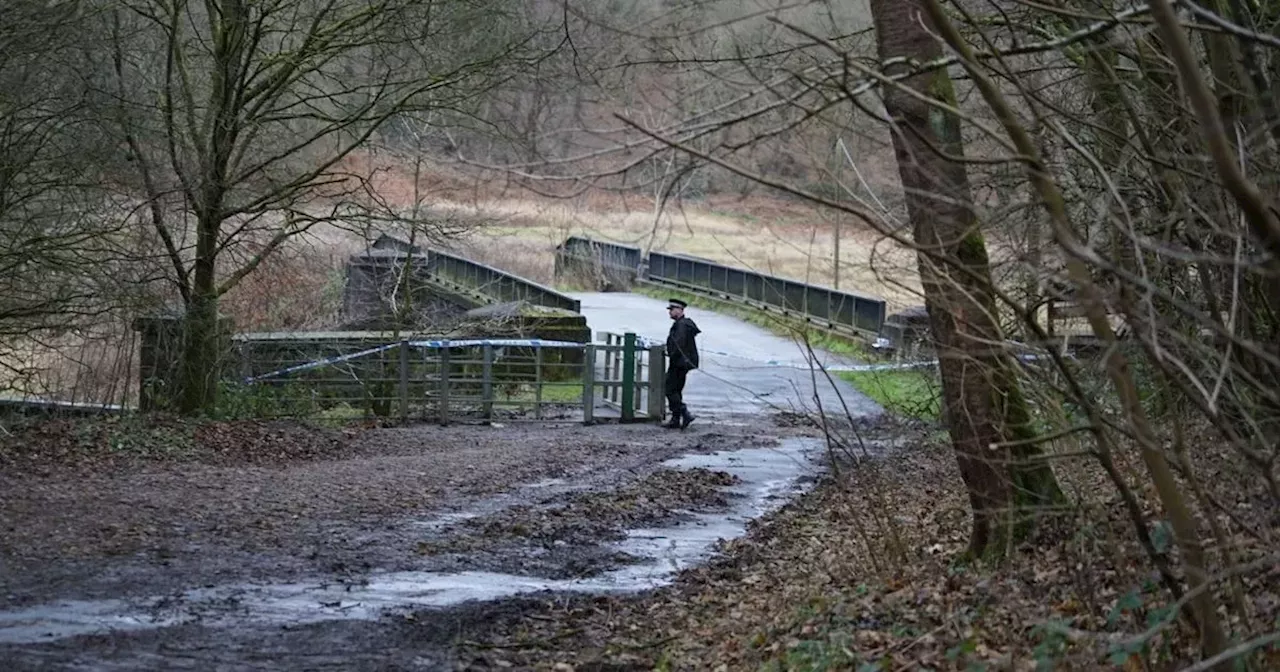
[572,292,882,419]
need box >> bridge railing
[554,236,645,289]
[426,248,581,313]
[553,236,887,336]
[646,251,885,336]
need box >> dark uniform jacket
[666,316,701,370]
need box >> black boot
[680,408,696,429]
[664,397,683,428]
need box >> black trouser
[664,365,689,419]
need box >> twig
[1177,631,1280,672]
[462,627,584,651]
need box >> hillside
[348,153,926,313]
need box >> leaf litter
[451,419,1280,671]
[422,468,741,552]
[2,411,1276,671]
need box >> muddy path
[0,413,841,670]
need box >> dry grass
[220,238,350,333]
[354,154,927,311]
[0,324,140,407]
[0,150,1027,404]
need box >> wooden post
[648,345,665,421]
[601,333,614,405]
[238,341,251,382]
[398,340,409,420]
[534,345,544,420]
[419,344,429,420]
[482,343,494,420]
[621,332,636,421]
[582,344,595,425]
[438,343,450,425]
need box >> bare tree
[865,0,1065,557]
[93,0,550,413]
[0,0,161,400]
[509,1,1278,665]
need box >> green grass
[313,404,370,425]
[536,382,585,404]
[837,368,941,422]
[632,284,871,359]
[493,381,585,405]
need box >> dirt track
[0,412,833,670]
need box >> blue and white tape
[693,350,1061,372]
[406,338,584,349]
[243,336,1060,386]
[244,338,589,384]
[243,343,401,384]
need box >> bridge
[343,233,892,422]
[220,233,892,425]
[208,233,1100,426]
[555,236,889,340]
[8,233,895,424]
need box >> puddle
[0,438,823,645]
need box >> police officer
[664,298,701,429]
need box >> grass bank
[837,367,941,422]
[630,283,872,360]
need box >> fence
[646,251,886,336]
[552,236,888,337]
[231,335,663,424]
[424,248,581,313]
[366,232,581,313]
[597,331,664,420]
[554,236,645,289]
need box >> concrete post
[581,344,595,425]
[647,345,665,421]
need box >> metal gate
[229,334,667,425]
[593,332,665,423]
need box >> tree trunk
[179,234,220,414]
[921,0,1231,659]
[869,0,1064,557]
[176,0,249,414]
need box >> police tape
[243,338,593,384]
[405,338,585,349]
[243,343,401,384]
[692,348,938,372]
[693,350,1064,372]
[243,337,1058,385]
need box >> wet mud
[0,417,828,670]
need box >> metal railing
[425,248,581,313]
[553,235,888,336]
[555,236,645,288]
[646,251,886,335]
[361,233,581,313]
[229,335,661,424]
[597,331,664,421]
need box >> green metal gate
[595,331,665,423]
